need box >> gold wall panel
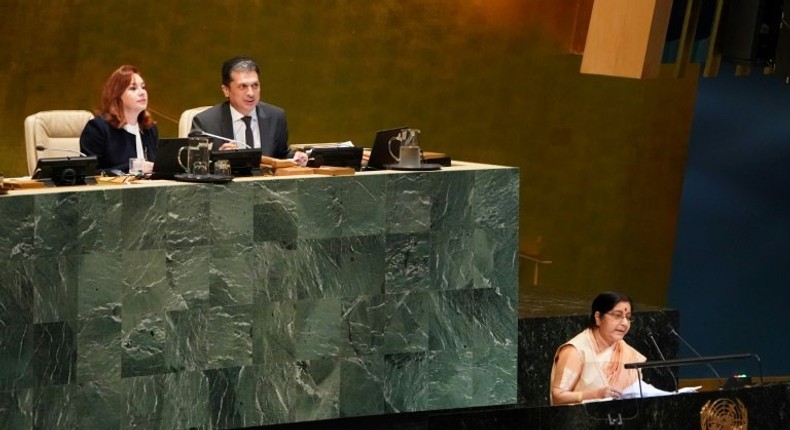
[0,0,699,306]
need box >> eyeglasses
[606,311,634,323]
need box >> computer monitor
[210,148,262,176]
[32,156,98,186]
[306,146,364,171]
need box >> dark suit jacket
[80,116,158,172]
[190,101,290,158]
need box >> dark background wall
[669,63,790,378]
[1,1,782,377]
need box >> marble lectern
[0,163,519,429]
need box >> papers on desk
[622,380,701,399]
[582,381,701,403]
[290,141,354,151]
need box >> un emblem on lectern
[700,398,748,430]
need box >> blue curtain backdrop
[669,62,790,378]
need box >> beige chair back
[178,106,211,138]
[24,110,94,176]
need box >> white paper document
[582,381,701,403]
[621,380,701,399]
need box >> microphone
[36,145,87,157]
[645,329,678,392]
[668,324,724,387]
[188,130,250,149]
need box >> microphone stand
[668,325,725,387]
[36,145,87,157]
[625,353,764,391]
[645,331,679,393]
[189,131,250,149]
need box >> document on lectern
[583,381,701,403]
[621,380,701,399]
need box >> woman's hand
[598,386,622,399]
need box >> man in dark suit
[191,56,307,165]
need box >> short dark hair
[587,291,633,328]
[221,56,260,87]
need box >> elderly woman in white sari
[550,291,646,405]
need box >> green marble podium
[0,163,519,429]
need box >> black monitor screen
[307,147,363,171]
[32,156,98,186]
[210,149,262,176]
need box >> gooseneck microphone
[36,145,87,157]
[668,324,724,387]
[188,130,250,149]
[645,329,678,392]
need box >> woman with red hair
[80,65,158,173]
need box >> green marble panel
[426,349,475,409]
[166,246,211,308]
[293,298,343,360]
[77,316,121,382]
[0,259,34,327]
[427,289,478,351]
[295,236,385,300]
[121,249,185,330]
[0,194,34,261]
[386,172,433,235]
[121,187,168,251]
[207,304,254,369]
[473,168,519,229]
[472,227,519,293]
[165,184,211,249]
[0,389,33,429]
[338,355,394,417]
[384,233,432,294]
[425,345,516,409]
[31,383,80,429]
[251,178,299,245]
[33,192,80,257]
[254,241,301,303]
[252,298,346,363]
[333,175,387,238]
[77,252,123,319]
[0,324,35,391]
[165,307,209,373]
[32,255,78,324]
[210,181,255,246]
[430,228,477,291]
[205,367,244,428]
[32,321,77,386]
[208,359,341,428]
[468,342,518,406]
[159,370,210,429]
[341,292,430,356]
[121,313,168,377]
[210,243,258,306]
[78,189,123,254]
[0,165,518,427]
[296,175,386,240]
[429,170,474,231]
[290,358,340,423]
[381,352,431,412]
[76,381,123,430]
[122,374,165,429]
[252,300,298,364]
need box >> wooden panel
[581,0,674,78]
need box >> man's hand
[293,151,308,167]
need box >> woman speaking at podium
[550,291,646,405]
